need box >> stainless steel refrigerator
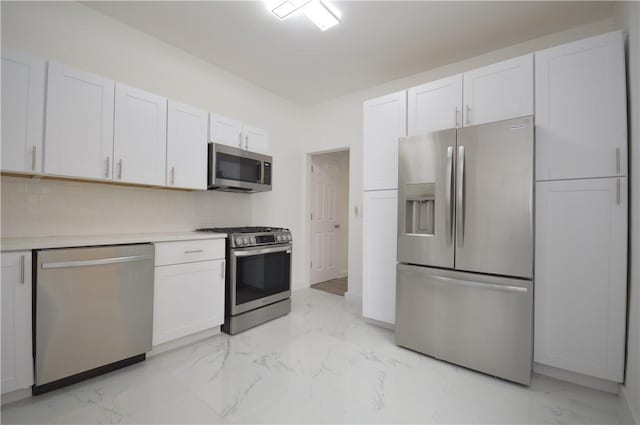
[395,116,534,385]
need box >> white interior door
[310,155,340,284]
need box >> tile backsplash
[0,176,252,238]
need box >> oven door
[230,244,292,315]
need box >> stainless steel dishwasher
[34,244,154,394]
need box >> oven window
[235,250,290,306]
[216,153,261,183]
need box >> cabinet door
[363,91,407,191]
[153,259,225,346]
[113,83,167,186]
[463,54,533,126]
[209,113,243,149]
[535,31,627,180]
[167,100,208,190]
[243,124,269,154]
[407,74,462,135]
[1,49,46,174]
[534,177,627,382]
[1,252,33,394]
[362,190,398,325]
[45,62,115,180]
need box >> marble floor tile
[1,288,630,424]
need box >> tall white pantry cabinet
[534,31,628,383]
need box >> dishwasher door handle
[41,255,153,269]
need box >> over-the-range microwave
[208,143,272,193]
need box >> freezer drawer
[35,244,154,388]
[395,264,532,385]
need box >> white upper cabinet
[534,177,627,382]
[44,62,115,180]
[408,74,463,135]
[1,48,46,174]
[363,90,407,191]
[242,124,269,154]
[167,100,208,190]
[463,54,533,127]
[1,251,33,394]
[113,83,167,186]
[209,113,243,149]
[535,31,627,181]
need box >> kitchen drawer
[154,239,225,266]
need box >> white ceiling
[86,1,614,105]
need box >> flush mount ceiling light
[269,0,341,31]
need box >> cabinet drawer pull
[465,105,471,125]
[184,249,204,254]
[616,147,621,174]
[118,159,123,179]
[455,107,460,128]
[171,167,175,185]
[105,156,110,178]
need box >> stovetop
[196,226,285,234]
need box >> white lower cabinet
[534,178,627,382]
[152,241,225,346]
[1,251,33,394]
[362,189,398,325]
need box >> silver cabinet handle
[220,261,225,280]
[617,178,621,205]
[184,249,203,254]
[455,107,460,128]
[118,159,123,179]
[456,146,465,247]
[32,145,37,171]
[238,132,243,148]
[431,275,528,293]
[465,104,471,125]
[245,135,249,150]
[42,255,152,269]
[445,146,454,245]
[170,167,175,185]
[616,147,621,174]
[105,156,110,178]
[20,255,25,284]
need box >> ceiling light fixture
[269,0,341,31]
[271,0,311,20]
[301,0,340,31]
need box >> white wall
[0,1,306,288]
[299,18,618,300]
[614,2,640,423]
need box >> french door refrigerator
[395,116,534,385]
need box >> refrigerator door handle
[445,146,454,245]
[431,275,528,294]
[456,145,465,246]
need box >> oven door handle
[233,244,292,257]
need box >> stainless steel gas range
[196,226,292,334]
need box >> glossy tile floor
[2,289,630,424]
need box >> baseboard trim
[533,363,620,394]
[620,385,639,425]
[1,388,31,406]
[365,317,395,331]
[148,327,221,358]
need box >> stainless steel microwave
[208,143,272,193]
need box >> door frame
[305,147,350,289]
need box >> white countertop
[1,232,227,251]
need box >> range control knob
[250,236,256,245]
[235,237,243,246]
[243,237,250,245]
[276,234,282,242]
